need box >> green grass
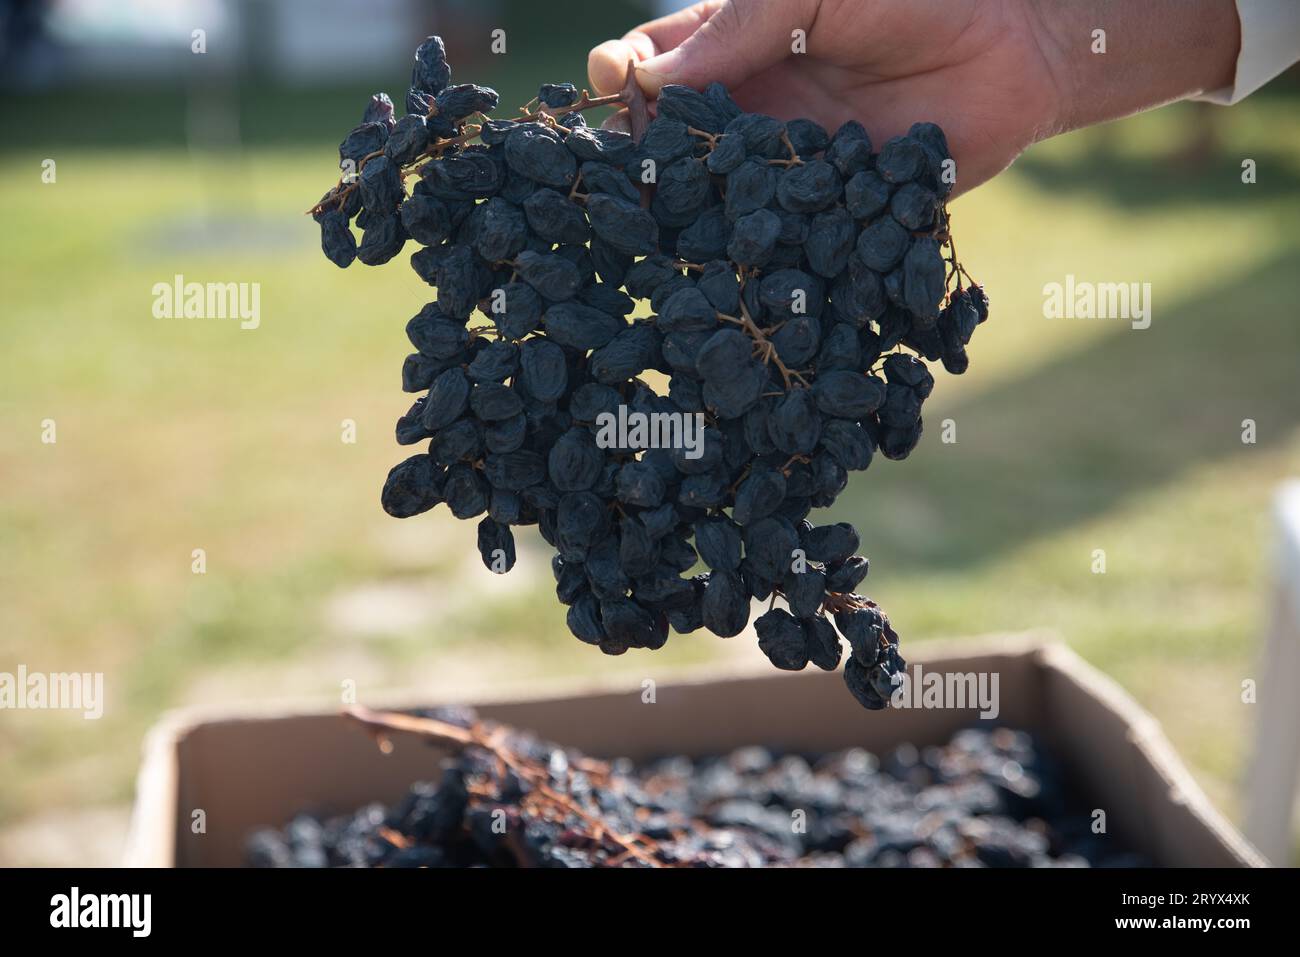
[2,88,1299,852]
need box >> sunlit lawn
[2,89,1299,858]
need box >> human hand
[589,0,1240,196]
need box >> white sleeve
[1195,0,1300,104]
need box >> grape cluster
[310,37,991,711]
[247,708,1142,868]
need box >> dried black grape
[696,261,740,314]
[359,156,404,213]
[522,188,589,244]
[566,592,606,644]
[568,382,621,424]
[844,170,892,221]
[548,428,604,491]
[890,182,938,231]
[471,197,528,262]
[706,133,746,174]
[656,84,724,133]
[518,338,567,402]
[339,122,388,169]
[776,160,841,213]
[406,305,468,359]
[542,302,624,351]
[385,113,429,166]
[701,569,750,637]
[319,210,356,268]
[431,244,478,318]
[743,517,799,582]
[586,194,659,257]
[783,566,827,618]
[633,117,694,170]
[504,123,576,188]
[844,656,887,710]
[826,555,870,593]
[442,462,489,519]
[820,419,875,472]
[804,207,855,278]
[589,324,660,385]
[538,82,578,108]
[381,454,442,518]
[402,353,448,393]
[423,150,504,199]
[411,36,452,95]
[804,615,842,671]
[435,83,499,123]
[727,209,781,267]
[578,161,640,203]
[653,157,712,226]
[467,340,519,383]
[364,92,396,130]
[430,418,482,465]
[902,237,945,320]
[856,218,910,271]
[767,389,821,455]
[484,450,546,491]
[876,135,927,184]
[725,159,776,219]
[676,207,731,262]
[420,367,471,431]
[477,517,516,572]
[732,466,786,526]
[812,370,886,418]
[578,283,634,318]
[786,118,829,158]
[514,250,581,301]
[657,287,718,334]
[724,112,785,158]
[484,411,526,456]
[567,127,636,166]
[756,609,809,670]
[469,382,524,421]
[802,522,860,565]
[490,281,543,340]
[400,194,451,246]
[825,120,873,178]
[357,211,407,266]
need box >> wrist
[1027,0,1240,137]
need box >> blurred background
[1,0,1299,865]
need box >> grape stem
[717,300,810,390]
[343,705,667,867]
[309,69,646,217]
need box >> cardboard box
[124,634,1267,867]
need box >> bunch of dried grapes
[310,36,991,711]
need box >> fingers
[600,108,631,134]
[587,39,643,97]
[636,0,813,96]
[587,0,727,96]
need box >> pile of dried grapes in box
[248,708,1141,868]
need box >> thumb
[636,0,811,96]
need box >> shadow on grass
[829,250,1300,571]
[1014,147,1300,210]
